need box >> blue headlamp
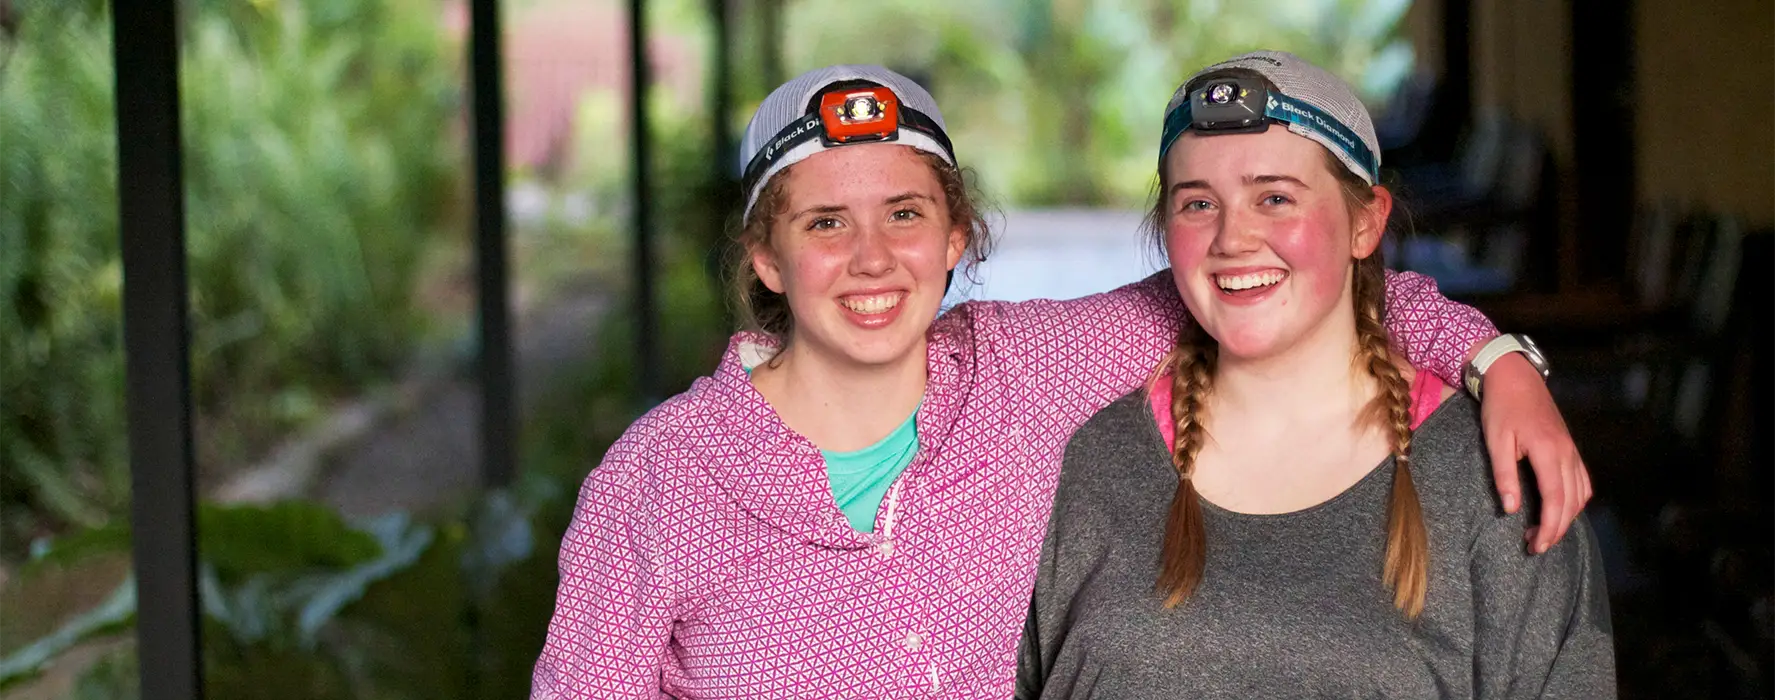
[1158,69,1379,184]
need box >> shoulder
[1068,390,1154,449]
[578,377,738,510]
[1055,391,1164,490]
[566,380,763,576]
[1408,393,1485,479]
[1402,394,1499,520]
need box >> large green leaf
[199,502,382,583]
[22,519,130,577]
[290,512,433,648]
[19,500,382,584]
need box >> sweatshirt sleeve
[980,270,1493,422]
[1383,270,1498,388]
[981,271,1187,424]
[531,433,678,699]
[1469,503,1618,697]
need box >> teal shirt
[820,410,919,533]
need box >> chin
[847,326,930,363]
[1209,325,1288,360]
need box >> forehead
[1163,124,1329,184]
[782,143,942,205]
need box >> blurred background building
[1,0,1768,698]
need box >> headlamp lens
[1206,82,1239,105]
[843,95,881,122]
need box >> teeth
[841,292,904,315]
[1215,271,1286,291]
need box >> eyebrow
[788,204,847,221]
[788,192,934,220]
[884,192,937,206]
[1169,174,1311,196]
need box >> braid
[1156,321,1217,608]
[1353,254,1429,618]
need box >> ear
[752,241,786,294]
[945,223,968,271]
[1351,185,1393,259]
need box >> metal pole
[111,2,203,697]
[710,0,733,174]
[760,0,783,87]
[470,0,515,487]
[703,0,739,298]
[630,0,661,402]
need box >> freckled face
[1162,126,1382,360]
[751,144,967,370]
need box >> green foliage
[70,646,138,700]
[779,0,1418,207]
[2,501,484,698]
[0,0,464,558]
[0,0,131,541]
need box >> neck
[1212,309,1375,424]
[750,337,928,452]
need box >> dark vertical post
[1426,0,1473,163]
[630,0,661,401]
[1570,0,1635,285]
[111,2,203,699]
[470,0,514,487]
[703,0,739,301]
[709,0,734,174]
[760,0,784,88]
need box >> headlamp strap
[1158,89,1379,183]
[741,97,954,196]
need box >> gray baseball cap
[738,65,956,219]
[1159,50,1382,185]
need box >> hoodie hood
[688,323,973,550]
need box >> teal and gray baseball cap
[1159,50,1382,185]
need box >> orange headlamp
[818,87,901,144]
[741,81,955,197]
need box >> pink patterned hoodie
[531,272,1495,699]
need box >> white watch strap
[1465,334,1532,398]
[1472,334,1531,376]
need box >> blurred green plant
[777,0,1418,207]
[1,0,463,557]
[0,493,553,700]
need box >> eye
[808,216,842,231]
[1178,199,1215,214]
[890,208,922,222]
[1261,193,1294,207]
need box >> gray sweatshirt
[1017,392,1615,699]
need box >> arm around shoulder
[1381,269,1498,387]
[980,270,1187,406]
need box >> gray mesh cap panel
[1166,50,1381,184]
[738,65,955,218]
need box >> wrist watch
[1463,333,1550,400]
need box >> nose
[1208,208,1263,258]
[848,222,895,277]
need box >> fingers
[1578,459,1594,505]
[1552,449,1581,549]
[1527,441,1568,555]
[1486,428,1523,515]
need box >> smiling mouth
[1214,270,1287,292]
[840,292,906,315]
